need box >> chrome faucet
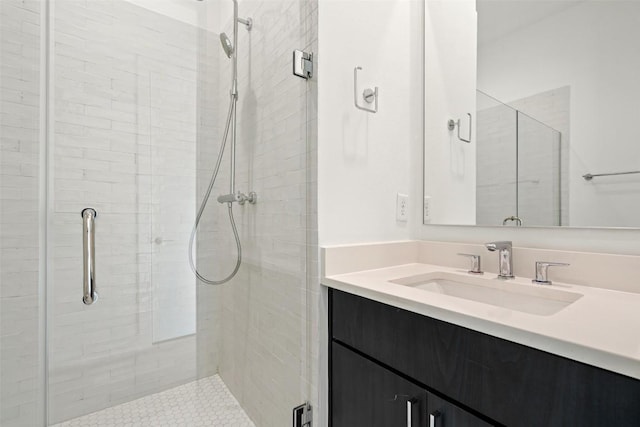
[485,241,514,279]
[532,261,569,285]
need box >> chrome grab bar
[81,208,98,305]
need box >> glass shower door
[2,0,316,425]
[517,111,562,226]
[47,0,202,423]
[475,90,518,225]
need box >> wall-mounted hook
[448,113,472,143]
[354,66,378,113]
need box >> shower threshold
[51,375,254,427]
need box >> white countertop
[323,262,640,380]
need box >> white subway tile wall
[509,87,570,226]
[0,1,45,426]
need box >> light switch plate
[424,196,432,223]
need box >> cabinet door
[427,392,494,427]
[332,343,427,427]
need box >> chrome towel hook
[354,66,378,113]
[448,113,472,143]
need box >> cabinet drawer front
[427,391,494,427]
[331,342,427,427]
[330,288,640,426]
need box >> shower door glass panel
[48,1,202,423]
[476,91,518,225]
[47,0,315,425]
[517,112,562,226]
[0,1,46,426]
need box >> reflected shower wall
[476,90,562,227]
[476,92,517,225]
[517,112,561,227]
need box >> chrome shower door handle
[81,208,98,305]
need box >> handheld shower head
[220,33,234,58]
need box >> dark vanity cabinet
[332,343,428,427]
[329,289,640,427]
[332,342,492,427]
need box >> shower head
[220,32,234,58]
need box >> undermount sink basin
[390,272,583,316]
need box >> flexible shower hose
[188,96,242,285]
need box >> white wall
[423,0,477,225]
[318,0,424,245]
[478,1,640,228]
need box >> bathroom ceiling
[477,0,585,46]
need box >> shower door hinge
[293,402,312,427]
[293,50,313,79]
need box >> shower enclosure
[476,90,563,227]
[0,0,318,425]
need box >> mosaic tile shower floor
[52,375,255,427]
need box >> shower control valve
[239,191,257,205]
[217,192,257,205]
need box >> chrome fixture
[354,66,379,113]
[582,170,640,181]
[502,215,523,226]
[237,16,253,30]
[429,410,441,427]
[448,113,472,143]
[216,191,257,205]
[532,261,569,285]
[485,241,514,279]
[407,399,417,427]
[189,0,255,286]
[81,208,98,305]
[457,253,483,275]
[219,33,234,58]
[293,49,313,79]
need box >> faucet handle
[457,253,483,275]
[484,241,512,251]
[532,261,569,285]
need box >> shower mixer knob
[238,191,257,205]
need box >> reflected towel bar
[582,170,640,181]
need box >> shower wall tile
[476,88,568,227]
[0,1,45,426]
[214,0,319,426]
[48,0,221,423]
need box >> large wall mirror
[423,0,640,228]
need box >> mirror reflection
[424,0,640,228]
